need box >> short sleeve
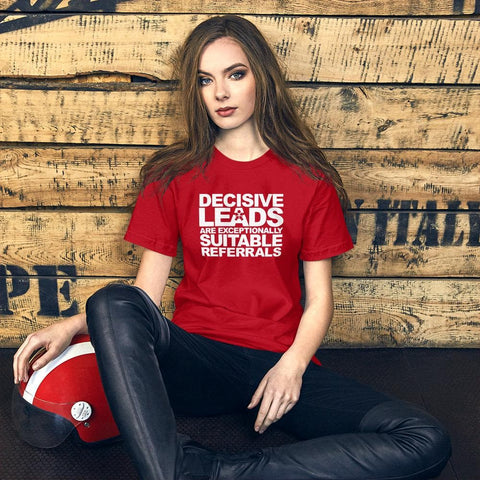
[124,181,179,257]
[300,180,354,261]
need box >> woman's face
[198,37,256,134]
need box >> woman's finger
[274,399,297,421]
[255,393,276,433]
[13,332,51,383]
[257,385,300,432]
[31,347,57,371]
[13,336,37,384]
[248,376,267,409]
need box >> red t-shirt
[125,148,353,354]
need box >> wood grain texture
[0,212,181,277]
[329,150,480,211]
[1,276,478,348]
[1,210,479,277]
[0,2,479,352]
[338,211,480,277]
[0,146,148,207]
[2,148,479,209]
[325,278,480,347]
[0,0,475,15]
[1,15,479,84]
[0,211,139,277]
[1,86,479,149]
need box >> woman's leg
[85,283,250,480]
[210,354,451,480]
[86,283,179,480]
[213,403,451,480]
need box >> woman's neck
[215,125,268,162]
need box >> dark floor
[1,348,478,480]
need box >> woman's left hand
[247,352,305,434]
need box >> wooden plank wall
[0,1,479,348]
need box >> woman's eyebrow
[198,63,248,76]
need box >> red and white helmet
[12,334,120,448]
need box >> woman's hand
[247,351,305,434]
[247,259,334,434]
[13,313,87,385]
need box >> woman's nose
[215,81,229,100]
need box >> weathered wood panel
[329,150,480,211]
[0,0,478,353]
[1,210,479,277]
[339,211,480,277]
[0,87,177,145]
[1,15,479,84]
[1,276,478,348]
[0,0,475,15]
[2,148,479,209]
[0,146,147,207]
[0,211,138,277]
[325,278,480,347]
[1,86,479,149]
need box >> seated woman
[14,14,451,480]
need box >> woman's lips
[216,107,237,117]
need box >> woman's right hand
[13,313,87,385]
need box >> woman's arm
[13,248,173,384]
[134,248,173,306]
[248,258,334,433]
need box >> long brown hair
[141,15,349,211]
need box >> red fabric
[125,148,353,355]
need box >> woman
[14,15,450,480]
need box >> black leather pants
[209,400,451,480]
[86,283,451,480]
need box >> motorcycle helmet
[12,334,120,448]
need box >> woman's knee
[86,283,170,349]
[86,282,135,325]
[360,400,451,478]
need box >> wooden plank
[0,146,150,207]
[0,212,182,277]
[325,278,480,347]
[2,148,479,209]
[1,210,479,277]
[1,86,479,149]
[0,87,177,146]
[0,0,475,16]
[329,150,480,211]
[0,211,139,277]
[1,15,479,84]
[1,276,478,348]
[301,86,480,150]
[338,210,480,277]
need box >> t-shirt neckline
[213,146,274,170]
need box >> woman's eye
[198,77,212,86]
[230,70,246,80]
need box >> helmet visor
[12,386,76,448]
